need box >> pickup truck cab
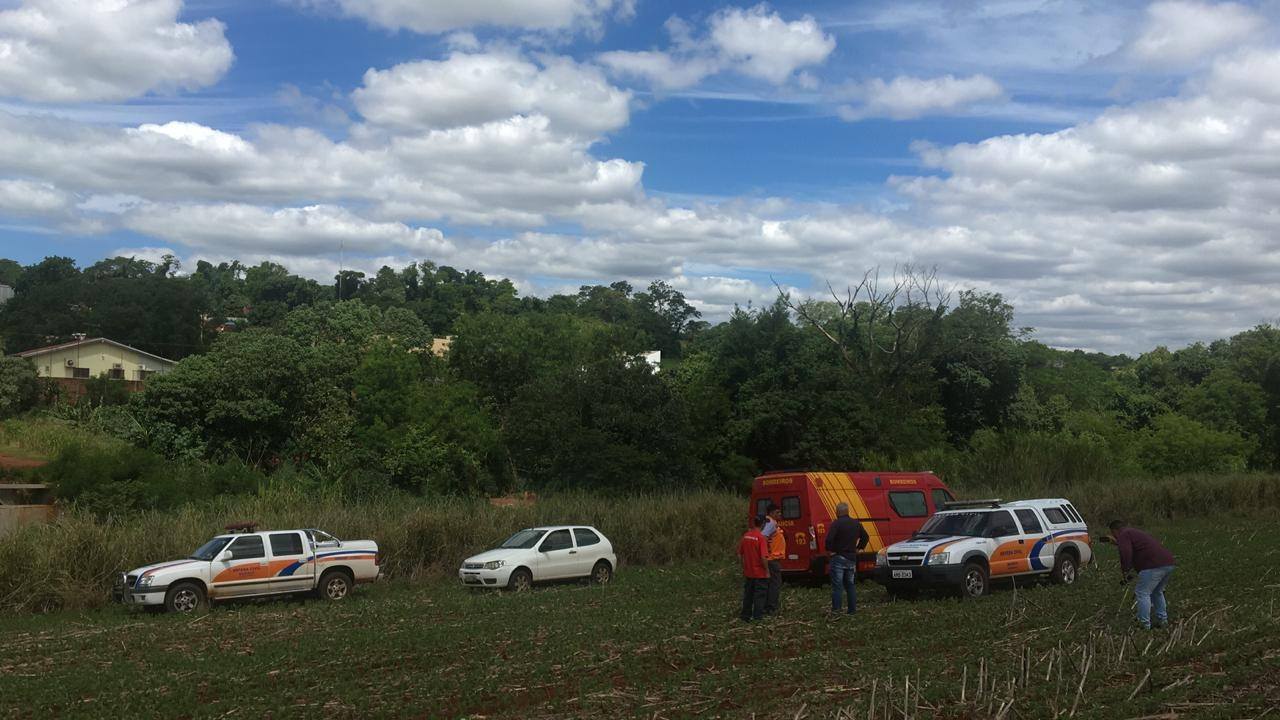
[115,526,380,613]
[873,498,1092,599]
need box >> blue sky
[2,0,1280,352]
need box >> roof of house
[15,337,177,365]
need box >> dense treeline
[2,255,1279,511]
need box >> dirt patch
[0,453,47,470]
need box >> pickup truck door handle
[569,550,578,554]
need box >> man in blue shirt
[824,502,869,615]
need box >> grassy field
[1,517,1276,719]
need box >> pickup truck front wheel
[165,581,206,614]
[959,562,989,599]
[318,569,353,601]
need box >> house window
[136,370,156,381]
[107,368,124,380]
[71,367,90,379]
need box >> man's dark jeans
[830,554,857,614]
[765,560,782,615]
[740,577,767,621]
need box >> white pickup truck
[874,498,1092,599]
[114,527,381,613]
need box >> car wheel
[1051,554,1078,586]
[590,561,613,585]
[960,562,989,599]
[507,567,533,592]
[165,581,206,614]
[318,569,353,601]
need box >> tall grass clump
[0,487,744,614]
[0,417,129,459]
[6,473,1280,615]
[952,472,1280,525]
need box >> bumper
[873,564,966,588]
[458,566,511,588]
[117,589,166,606]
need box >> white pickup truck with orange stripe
[114,527,380,613]
[873,498,1092,599]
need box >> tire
[959,562,989,599]
[507,567,533,592]
[1051,553,1078,586]
[590,560,613,585]
[164,581,206,614]
[317,569,354,601]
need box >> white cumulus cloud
[353,52,630,136]
[123,203,454,257]
[0,0,233,102]
[598,4,834,90]
[836,74,1004,121]
[1129,1,1264,67]
[0,178,72,216]
[708,4,836,84]
[297,0,627,34]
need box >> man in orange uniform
[737,514,769,622]
[763,503,786,616]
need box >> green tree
[0,356,39,417]
[1135,414,1252,475]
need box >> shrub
[1135,414,1252,475]
[0,356,39,418]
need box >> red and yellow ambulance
[749,471,954,578]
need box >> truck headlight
[875,550,887,567]
[928,552,951,565]
[137,576,153,588]
[483,560,506,570]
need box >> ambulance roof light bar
[224,521,259,534]
[940,499,1003,510]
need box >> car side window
[228,535,265,560]
[540,529,572,552]
[1014,509,1043,534]
[889,491,927,517]
[781,496,801,519]
[1043,507,1069,524]
[573,528,600,547]
[269,532,304,557]
[985,511,1019,538]
[931,489,954,510]
[755,499,770,517]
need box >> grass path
[0,518,1276,719]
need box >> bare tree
[775,265,952,396]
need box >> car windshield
[501,529,547,549]
[190,536,232,560]
[916,512,992,538]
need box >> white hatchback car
[459,525,617,591]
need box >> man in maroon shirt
[737,514,770,622]
[1109,521,1176,629]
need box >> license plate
[892,569,913,579]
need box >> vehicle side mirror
[218,550,234,562]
